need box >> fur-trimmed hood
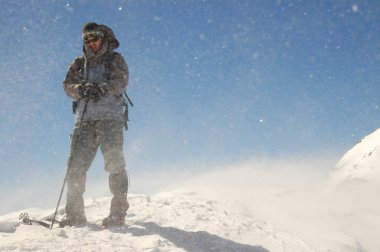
[82,23,120,57]
[96,24,119,50]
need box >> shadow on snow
[126,221,270,252]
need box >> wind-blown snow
[0,152,378,251]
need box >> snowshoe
[19,213,51,228]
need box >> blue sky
[1,0,380,213]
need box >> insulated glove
[73,84,86,98]
[97,83,109,96]
[81,83,108,101]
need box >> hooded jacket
[63,24,129,124]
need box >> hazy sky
[1,0,380,213]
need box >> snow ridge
[331,128,380,183]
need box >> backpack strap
[72,56,86,114]
[73,56,87,82]
[122,92,134,130]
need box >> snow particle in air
[352,4,359,13]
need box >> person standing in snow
[62,22,129,227]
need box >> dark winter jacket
[63,25,128,124]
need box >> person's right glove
[72,84,86,99]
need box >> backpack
[71,52,133,130]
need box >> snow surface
[1,193,308,252]
[1,144,379,251]
[330,128,380,183]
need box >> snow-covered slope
[1,157,378,252]
[331,128,380,183]
[0,192,313,252]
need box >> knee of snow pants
[109,169,128,195]
[68,122,98,173]
[67,171,86,196]
[98,120,126,173]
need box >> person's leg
[108,170,129,218]
[65,121,98,225]
[65,172,87,225]
[98,120,129,225]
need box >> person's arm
[106,53,129,96]
[63,57,85,100]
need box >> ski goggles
[84,36,101,44]
[83,30,104,43]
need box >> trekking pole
[50,98,89,229]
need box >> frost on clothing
[62,23,130,227]
[66,121,128,223]
[63,39,129,124]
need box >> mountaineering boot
[59,215,87,228]
[101,215,125,228]
[102,170,129,228]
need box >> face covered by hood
[82,22,120,59]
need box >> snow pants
[65,120,129,221]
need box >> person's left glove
[96,83,109,96]
[82,83,109,101]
